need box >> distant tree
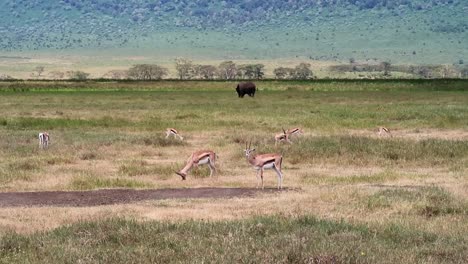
[128,64,168,80]
[218,61,237,80]
[380,61,391,76]
[273,67,295,79]
[349,57,356,64]
[31,66,45,78]
[66,71,90,80]
[193,65,217,80]
[293,63,313,79]
[48,71,65,80]
[237,64,265,79]
[0,73,13,80]
[175,58,194,80]
[461,67,468,78]
[103,70,129,80]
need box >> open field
[0,80,467,263]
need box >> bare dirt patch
[0,188,282,207]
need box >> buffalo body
[236,82,256,98]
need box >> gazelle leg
[260,168,264,190]
[273,165,283,189]
[208,159,216,177]
[256,170,260,188]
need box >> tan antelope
[285,127,303,137]
[274,127,303,146]
[274,128,291,146]
[378,126,392,137]
[244,141,284,189]
[38,132,50,149]
[165,128,184,140]
[175,150,216,180]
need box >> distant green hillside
[0,0,467,64]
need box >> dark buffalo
[236,82,256,98]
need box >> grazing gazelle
[378,126,392,137]
[244,141,284,189]
[285,127,303,137]
[274,127,303,146]
[38,132,50,149]
[274,128,291,146]
[165,128,184,140]
[175,150,216,180]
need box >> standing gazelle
[38,132,50,149]
[175,150,216,180]
[378,126,392,137]
[244,141,284,189]
[165,128,184,140]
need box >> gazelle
[274,128,291,146]
[165,128,184,140]
[244,141,284,189]
[175,150,216,180]
[38,132,50,149]
[378,126,392,137]
[285,127,303,137]
[274,127,303,146]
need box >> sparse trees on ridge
[128,64,168,80]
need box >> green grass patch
[365,187,468,217]
[0,215,466,263]
[268,136,468,166]
[69,175,152,190]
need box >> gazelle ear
[252,148,256,152]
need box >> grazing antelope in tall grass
[38,132,50,149]
[165,128,184,140]
[274,128,291,146]
[285,127,303,137]
[244,141,284,189]
[175,150,216,180]
[274,127,303,146]
[378,126,392,137]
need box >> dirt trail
[0,188,282,207]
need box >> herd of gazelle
[37,126,392,189]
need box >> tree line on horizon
[1,59,467,81]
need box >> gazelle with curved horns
[165,128,184,140]
[175,150,216,180]
[244,141,284,189]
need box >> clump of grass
[79,151,98,160]
[151,164,180,180]
[365,187,468,217]
[1,215,466,263]
[131,135,186,147]
[301,170,401,186]
[118,160,152,177]
[264,136,468,166]
[69,176,152,190]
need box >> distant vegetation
[0,0,465,64]
[2,59,466,81]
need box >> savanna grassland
[0,80,467,263]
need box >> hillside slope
[0,0,466,65]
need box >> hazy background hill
[0,0,466,78]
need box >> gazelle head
[244,141,256,157]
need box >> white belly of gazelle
[197,157,210,165]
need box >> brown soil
[0,188,283,207]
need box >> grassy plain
[0,80,467,263]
